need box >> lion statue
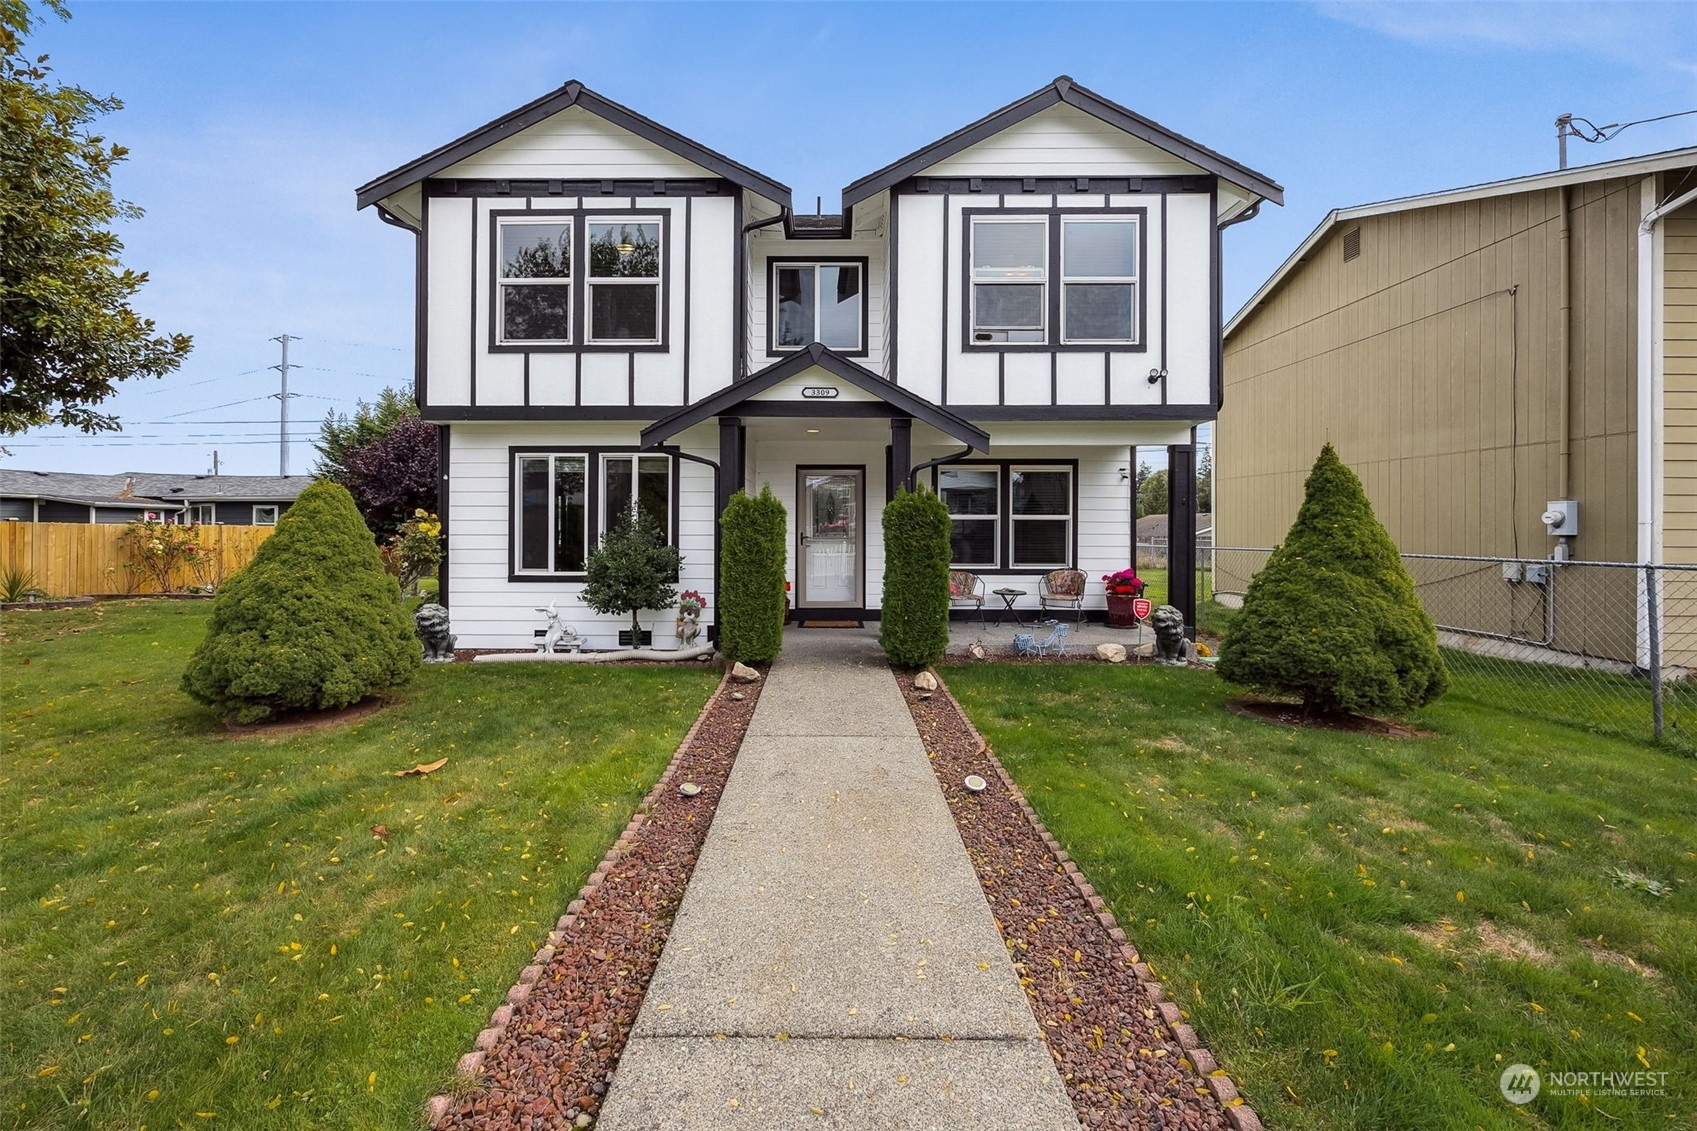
[1151,604,1188,665]
[413,603,457,662]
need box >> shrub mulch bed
[903,674,1263,1131]
[427,669,763,1130]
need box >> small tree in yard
[718,485,786,663]
[581,512,681,646]
[182,481,419,722]
[880,485,951,668]
[1218,443,1448,718]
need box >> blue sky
[8,0,1697,476]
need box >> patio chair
[949,570,987,623]
[1038,569,1087,622]
[1014,620,1069,657]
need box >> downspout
[1557,186,1572,500]
[653,445,722,642]
[740,208,791,381]
[906,445,976,492]
[1638,180,1697,567]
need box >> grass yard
[944,662,1695,1130]
[1,601,719,1130]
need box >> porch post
[1129,444,1139,579]
[889,417,912,500]
[1167,443,1197,638]
[717,416,744,514]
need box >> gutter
[1637,179,1697,568]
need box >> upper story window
[499,221,573,344]
[588,221,662,343]
[493,213,666,350]
[771,259,866,354]
[967,211,1142,349]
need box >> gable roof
[356,80,792,213]
[841,76,1284,212]
[0,469,315,505]
[639,344,990,451]
[1226,144,1697,339]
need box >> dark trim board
[485,207,673,354]
[841,76,1282,210]
[418,402,1216,424]
[427,177,732,199]
[356,80,790,212]
[791,606,872,626]
[959,205,1149,354]
[902,175,1208,197]
[437,425,451,607]
[763,255,872,358]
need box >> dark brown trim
[425,177,732,199]
[887,194,900,382]
[959,206,1149,354]
[733,192,746,380]
[795,465,867,610]
[1167,443,1196,633]
[841,77,1281,210]
[929,458,1080,572]
[416,401,1215,423]
[940,192,951,401]
[763,256,872,358]
[898,175,1206,197]
[469,200,479,406]
[1209,180,1223,412]
[437,425,451,607]
[640,343,989,451]
[682,196,693,403]
[506,445,683,582]
[486,208,673,356]
[356,80,790,211]
[736,402,900,418]
[888,418,911,504]
[418,193,430,409]
[959,404,1215,421]
[1159,191,1169,405]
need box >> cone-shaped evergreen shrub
[1218,444,1448,717]
[719,485,786,663]
[182,480,420,722]
[880,485,951,668]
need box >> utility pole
[1555,114,1571,169]
[210,450,220,476]
[270,334,299,476]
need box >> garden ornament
[413,602,457,662]
[1152,604,1187,665]
[676,607,702,648]
[535,602,581,654]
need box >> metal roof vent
[1342,227,1361,262]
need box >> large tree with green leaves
[0,0,191,436]
[315,387,438,538]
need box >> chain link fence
[1209,547,1697,753]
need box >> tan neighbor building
[1217,147,1697,667]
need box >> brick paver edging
[931,669,1266,1131]
[422,669,735,1125]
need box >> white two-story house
[357,78,1280,648]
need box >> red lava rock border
[904,672,1264,1131]
[424,667,763,1129]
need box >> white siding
[426,196,474,405]
[1164,192,1213,404]
[441,106,712,180]
[445,422,717,650]
[746,234,889,374]
[688,195,736,398]
[894,195,946,402]
[920,103,1205,179]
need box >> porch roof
[638,344,990,452]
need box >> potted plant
[1101,568,1146,627]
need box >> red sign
[1132,598,1153,620]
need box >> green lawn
[1,601,719,1130]
[943,662,1695,1130]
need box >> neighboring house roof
[841,76,1285,212]
[639,343,991,452]
[1226,144,1697,339]
[355,80,793,213]
[0,470,315,506]
[1137,513,1213,541]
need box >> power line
[300,336,405,353]
[140,366,270,396]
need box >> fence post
[1646,564,1664,739]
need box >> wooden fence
[0,522,274,597]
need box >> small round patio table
[991,587,1028,627]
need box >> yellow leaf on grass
[394,758,449,778]
[37,1066,60,1078]
[1529,1002,1545,1013]
[1455,891,1466,904]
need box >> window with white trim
[498,220,572,344]
[587,221,662,343]
[935,463,1073,570]
[252,505,279,526]
[968,213,1140,346]
[970,218,1047,344]
[190,504,216,525]
[773,262,863,351]
[514,451,675,576]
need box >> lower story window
[935,463,1073,570]
[252,505,279,526]
[515,451,674,576]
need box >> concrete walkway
[597,627,1079,1131]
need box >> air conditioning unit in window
[973,329,1044,343]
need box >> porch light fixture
[1147,367,1167,386]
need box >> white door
[797,469,862,608]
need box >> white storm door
[796,469,863,608]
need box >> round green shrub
[1218,443,1448,717]
[719,485,786,663]
[182,480,420,722]
[879,485,951,668]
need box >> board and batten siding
[1661,202,1697,566]
[1221,178,1643,566]
[444,422,717,650]
[891,188,1214,409]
